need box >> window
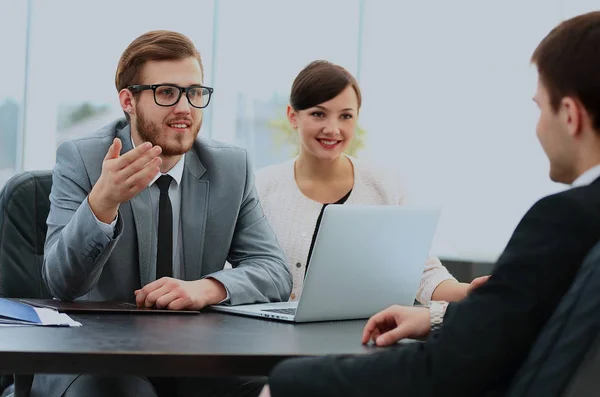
[358,1,564,261]
[0,1,28,187]
[23,0,215,171]
[211,0,361,169]
[13,0,590,262]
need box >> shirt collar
[571,163,600,188]
[131,137,185,187]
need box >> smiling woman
[255,60,482,304]
[288,61,361,167]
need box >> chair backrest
[561,334,600,397]
[506,240,600,397]
[0,170,53,298]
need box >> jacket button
[295,262,302,268]
[290,293,296,300]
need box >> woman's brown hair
[290,60,362,111]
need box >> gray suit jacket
[34,119,291,396]
[42,118,291,304]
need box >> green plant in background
[268,113,367,158]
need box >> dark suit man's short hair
[532,11,600,132]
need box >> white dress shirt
[92,139,231,302]
[93,150,185,279]
[572,164,600,188]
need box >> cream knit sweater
[255,156,455,305]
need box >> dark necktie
[155,175,173,279]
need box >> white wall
[210,0,360,144]
[358,0,597,261]
[10,0,600,261]
[0,0,28,176]
[21,0,215,171]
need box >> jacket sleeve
[204,151,292,304]
[42,141,124,300]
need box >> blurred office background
[1,0,597,268]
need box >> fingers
[112,142,156,171]
[469,275,491,293]
[476,275,491,284]
[135,290,145,307]
[118,145,163,181]
[370,329,382,344]
[135,278,166,307]
[361,307,397,344]
[167,297,193,311]
[374,307,431,345]
[112,138,122,159]
[376,325,410,346]
[123,160,161,193]
[362,314,384,344]
[155,291,179,309]
[104,138,122,161]
[144,285,170,308]
[139,280,192,310]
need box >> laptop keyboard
[262,308,297,316]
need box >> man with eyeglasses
[35,30,292,397]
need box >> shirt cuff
[88,197,118,238]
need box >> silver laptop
[210,204,440,322]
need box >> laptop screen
[304,189,353,278]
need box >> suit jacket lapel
[181,149,208,281]
[117,126,154,286]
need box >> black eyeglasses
[128,84,214,109]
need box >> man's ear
[119,88,136,115]
[561,96,583,137]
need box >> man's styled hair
[115,30,203,121]
[532,11,600,131]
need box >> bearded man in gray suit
[34,30,291,397]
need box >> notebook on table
[19,299,201,314]
[0,298,81,327]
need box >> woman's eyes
[310,111,353,119]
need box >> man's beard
[136,109,201,156]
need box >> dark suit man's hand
[361,305,430,346]
[88,138,162,223]
[467,275,490,296]
[134,277,228,310]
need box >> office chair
[506,240,600,397]
[0,170,54,397]
[0,170,53,299]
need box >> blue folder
[0,298,42,324]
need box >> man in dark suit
[259,10,600,397]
